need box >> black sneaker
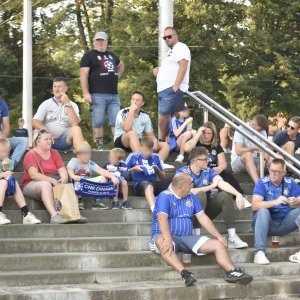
[122,200,132,210]
[181,269,197,286]
[224,268,253,285]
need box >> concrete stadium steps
[0,233,298,254]
[1,151,299,299]
[0,262,299,288]
[0,247,298,272]
[0,277,299,300]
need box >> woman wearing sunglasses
[22,130,70,224]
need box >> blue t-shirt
[0,100,9,131]
[151,189,203,238]
[176,165,218,187]
[273,130,300,152]
[103,161,128,182]
[125,152,164,187]
[168,117,187,151]
[253,176,300,219]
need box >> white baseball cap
[94,31,108,40]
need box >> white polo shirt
[33,97,80,139]
[156,42,191,93]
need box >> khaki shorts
[23,181,43,200]
[231,156,259,173]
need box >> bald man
[149,173,253,286]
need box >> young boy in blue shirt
[126,136,172,211]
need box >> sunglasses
[287,124,297,131]
[163,35,173,40]
[35,129,48,141]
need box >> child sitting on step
[126,136,172,212]
[0,138,41,225]
[102,148,131,210]
[67,141,119,210]
[169,102,196,163]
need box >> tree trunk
[75,0,89,53]
[104,0,113,24]
[81,0,93,48]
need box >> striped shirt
[151,188,203,238]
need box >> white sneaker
[289,251,300,263]
[243,197,252,208]
[175,154,184,163]
[228,234,248,249]
[23,212,42,225]
[254,251,270,265]
[0,212,11,225]
[162,163,175,169]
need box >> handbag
[53,183,81,221]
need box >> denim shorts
[158,86,184,116]
[149,234,210,255]
[52,130,72,151]
[91,93,120,128]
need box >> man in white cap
[80,31,124,150]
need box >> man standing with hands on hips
[153,27,191,141]
[80,31,124,151]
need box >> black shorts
[135,178,172,196]
[114,135,131,152]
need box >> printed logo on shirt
[202,179,208,186]
[211,149,217,155]
[97,56,102,61]
[283,188,289,196]
[104,61,114,71]
[185,200,192,207]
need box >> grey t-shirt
[114,107,153,141]
[33,97,80,139]
[67,158,100,177]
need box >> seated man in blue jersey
[126,136,172,211]
[252,158,300,265]
[150,173,253,286]
[176,147,248,249]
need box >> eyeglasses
[269,169,285,175]
[287,124,297,131]
[163,35,173,40]
[195,158,208,162]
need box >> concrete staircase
[0,151,299,300]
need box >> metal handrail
[185,90,300,178]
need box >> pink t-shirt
[22,149,64,189]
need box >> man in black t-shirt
[13,118,29,138]
[80,31,124,150]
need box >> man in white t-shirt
[114,91,173,169]
[153,27,191,141]
[231,114,269,183]
[32,77,84,151]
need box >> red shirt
[22,149,65,189]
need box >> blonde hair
[199,121,218,148]
[0,137,10,150]
[33,129,50,147]
[110,148,126,160]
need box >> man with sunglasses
[252,158,300,265]
[273,116,300,159]
[153,27,191,142]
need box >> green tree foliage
[0,0,298,140]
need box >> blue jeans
[52,130,72,151]
[158,86,184,116]
[9,137,28,165]
[91,93,120,128]
[252,207,300,253]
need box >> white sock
[228,228,236,239]
[150,205,155,212]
